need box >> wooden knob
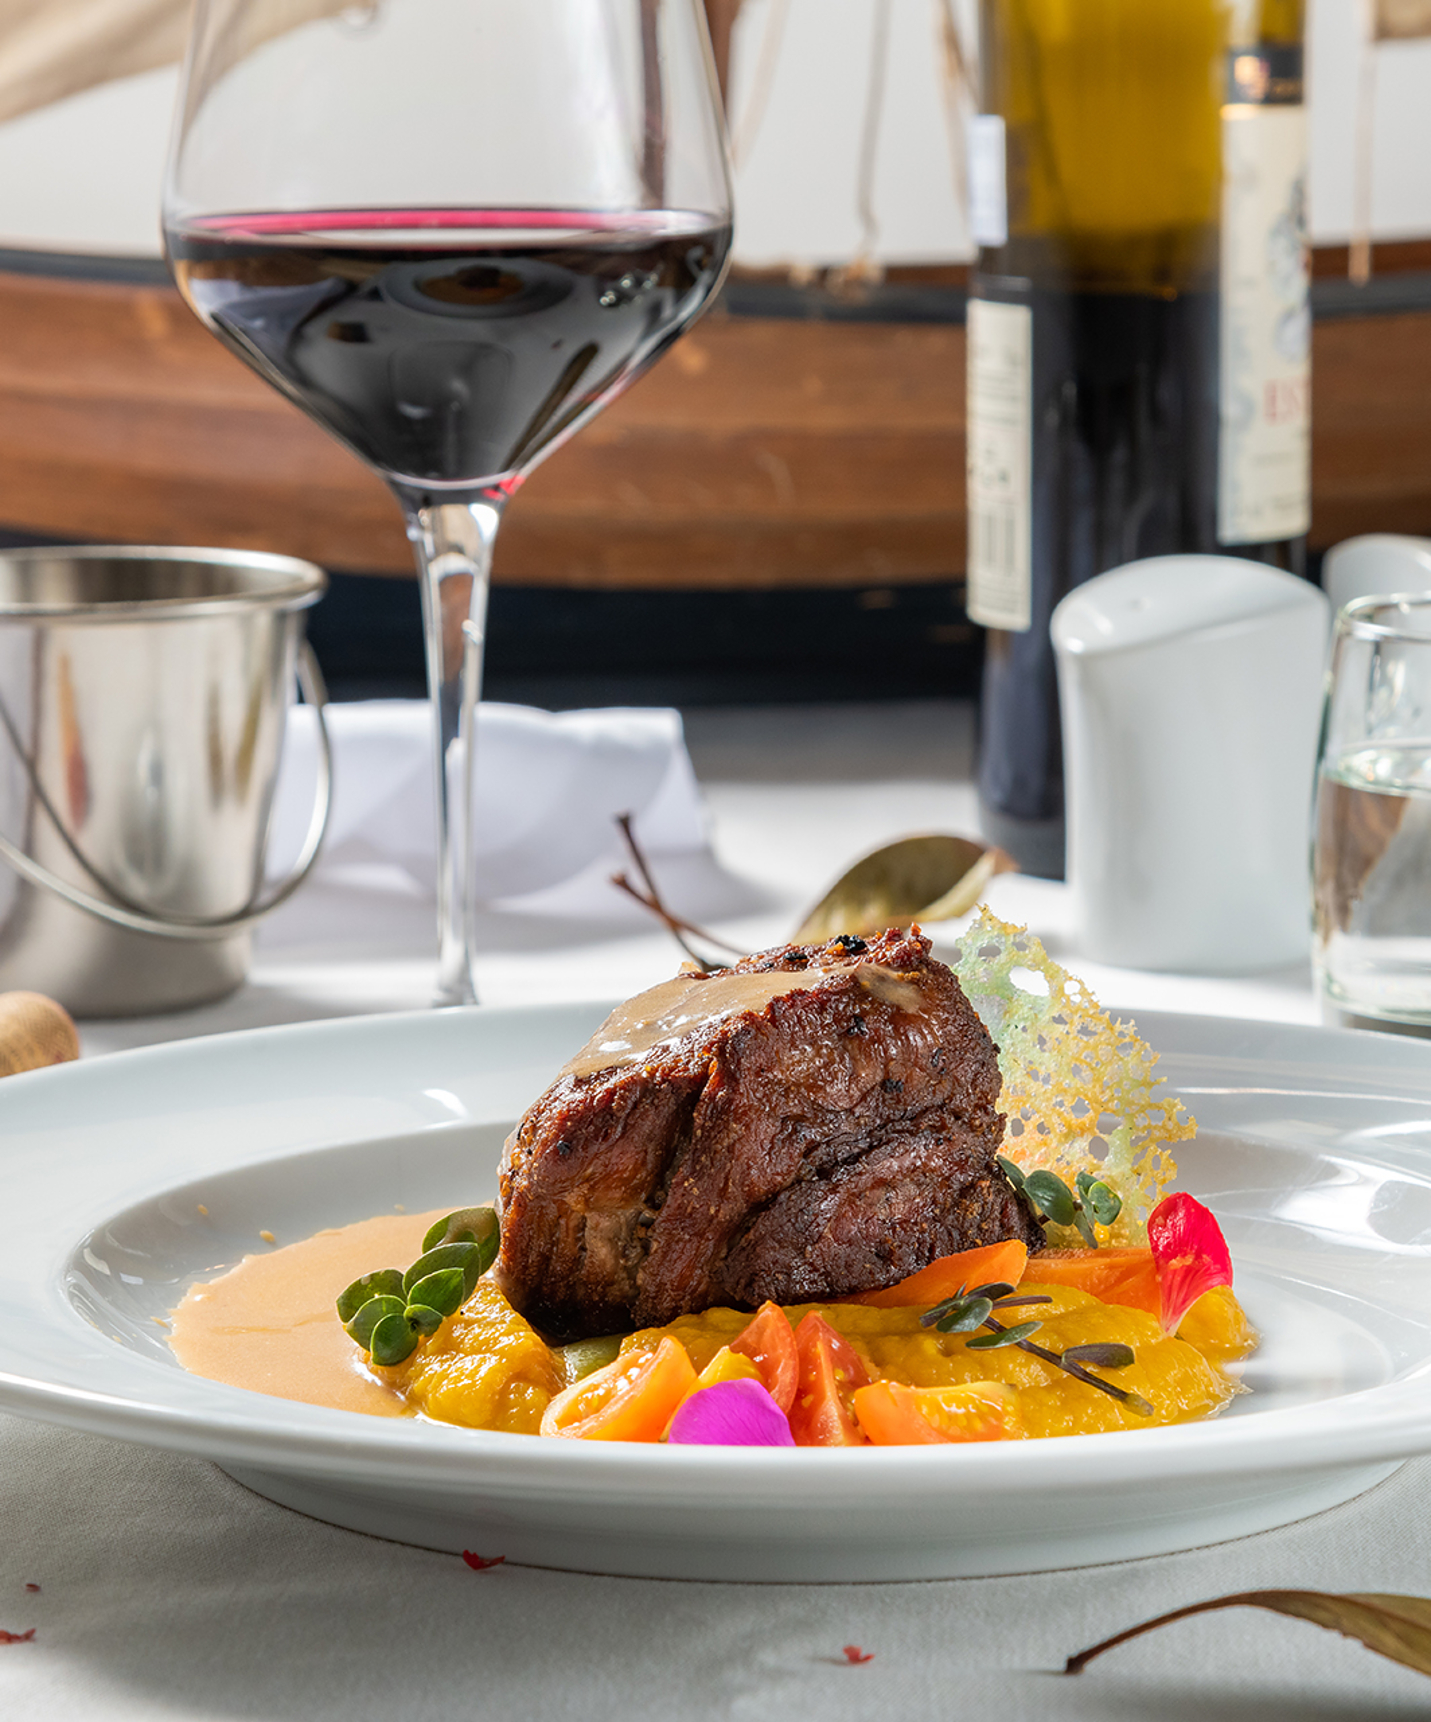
[0,992,80,1077]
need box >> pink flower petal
[666,1378,795,1446]
[1148,1192,1234,1333]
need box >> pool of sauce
[168,1209,446,1417]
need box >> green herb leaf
[1022,1170,1076,1227]
[921,1283,1019,1329]
[369,1310,420,1367]
[997,1156,1027,1192]
[335,1269,404,1323]
[403,1241,482,1299]
[966,1320,1041,1349]
[557,1334,625,1386]
[919,1286,969,1328]
[345,1294,406,1348]
[421,1205,500,1272]
[934,1295,995,1334]
[1083,1181,1123,1226]
[1061,1343,1136,1370]
[404,1302,444,1336]
[1065,1591,1431,1680]
[406,1267,466,1320]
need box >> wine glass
[163,0,733,1005]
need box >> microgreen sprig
[921,1281,1154,1418]
[335,1206,500,1367]
[999,1158,1123,1248]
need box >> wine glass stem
[402,490,507,1007]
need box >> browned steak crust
[496,927,1040,1339]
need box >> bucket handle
[0,644,334,943]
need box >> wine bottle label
[966,297,1033,632]
[1217,103,1310,545]
[967,116,1008,248]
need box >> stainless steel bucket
[0,546,332,1017]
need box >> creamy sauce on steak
[563,964,932,1079]
[562,968,845,1077]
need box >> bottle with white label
[967,0,1309,878]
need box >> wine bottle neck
[977,0,1304,295]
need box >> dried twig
[612,813,743,970]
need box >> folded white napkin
[267,701,707,902]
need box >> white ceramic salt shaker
[1050,554,1329,973]
[1322,533,1431,615]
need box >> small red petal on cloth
[1147,1192,1234,1334]
[841,1645,874,1665]
[23,1584,39,1594]
[0,1629,35,1643]
[461,1552,506,1571]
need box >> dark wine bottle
[966,0,1309,878]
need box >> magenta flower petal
[666,1378,795,1446]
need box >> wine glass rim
[171,206,730,236]
[1336,592,1431,642]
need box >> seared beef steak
[497,928,1040,1339]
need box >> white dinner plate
[2,1003,1430,1582]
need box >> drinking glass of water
[1314,596,1431,1029]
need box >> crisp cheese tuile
[949,909,1195,1245]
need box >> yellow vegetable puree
[170,1210,1255,1440]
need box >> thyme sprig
[999,1157,1123,1247]
[336,1206,500,1367]
[921,1281,1154,1418]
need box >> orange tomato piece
[730,1301,799,1412]
[540,1336,697,1441]
[853,1379,1020,1445]
[1022,1247,1161,1316]
[788,1312,871,1446]
[847,1239,1029,1308]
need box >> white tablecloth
[5,701,1426,1719]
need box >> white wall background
[0,0,1425,260]
[726,0,1431,264]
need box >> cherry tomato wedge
[847,1239,1029,1308]
[694,1345,765,1391]
[730,1301,799,1412]
[788,1312,871,1446]
[540,1336,697,1441]
[852,1380,1020,1446]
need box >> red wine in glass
[164,0,733,1006]
[168,208,731,489]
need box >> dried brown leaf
[794,835,1015,944]
[1066,1590,1431,1679]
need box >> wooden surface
[1,264,1429,587]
